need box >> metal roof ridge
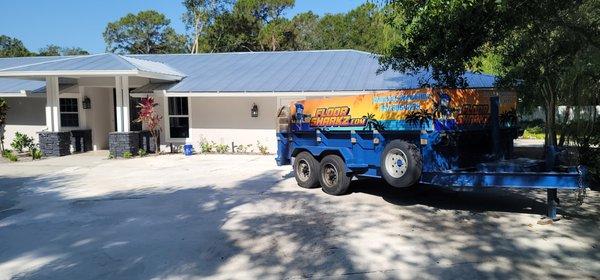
[127,49,376,57]
[108,53,143,70]
[0,53,108,72]
[118,55,186,77]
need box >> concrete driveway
[0,153,598,279]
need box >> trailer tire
[380,140,422,188]
[294,152,320,188]
[319,155,352,195]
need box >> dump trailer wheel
[380,140,422,188]
[319,155,352,195]
[294,152,320,188]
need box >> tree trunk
[543,80,558,148]
[558,105,570,147]
[0,126,4,153]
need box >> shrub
[215,144,229,154]
[2,149,12,158]
[199,139,216,153]
[122,151,133,159]
[11,132,34,153]
[7,153,18,162]
[256,141,269,155]
[31,146,43,160]
[235,144,252,153]
[2,150,18,162]
[138,148,148,157]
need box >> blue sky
[0,0,367,54]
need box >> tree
[182,0,232,53]
[343,2,386,53]
[38,44,89,56]
[234,0,294,23]
[258,18,296,51]
[199,0,292,52]
[60,47,89,56]
[201,11,261,52]
[0,98,9,152]
[104,10,187,54]
[0,35,31,57]
[312,13,348,50]
[296,3,387,53]
[38,45,61,56]
[195,1,388,53]
[380,0,599,149]
[291,12,319,50]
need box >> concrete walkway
[0,153,598,279]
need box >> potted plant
[135,96,162,154]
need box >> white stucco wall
[83,87,114,150]
[2,87,116,151]
[2,92,318,154]
[2,97,46,147]
[187,96,279,153]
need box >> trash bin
[183,144,194,156]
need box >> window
[60,98,79,127]
[168,97,189,138]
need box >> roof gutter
[0,70,184,81]
[157,88,495,97]
[0,90,45,98]
[161,90,373,97]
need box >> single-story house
[0,50,496,156]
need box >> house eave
[0,70,183,82]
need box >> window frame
[59,98,80,128]
[166,97,191,141]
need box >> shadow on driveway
[0,169,598,279]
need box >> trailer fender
[291,146,355,172]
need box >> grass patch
[522,129,545,140]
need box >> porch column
[122,76,131,132]
[45,76,60,132]
[39,76,70,156]
[114,76,130,132]
[78,86,87,129]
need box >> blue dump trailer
[275,89,588,219]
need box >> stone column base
[38,131,71,157]
[109,132,140,157]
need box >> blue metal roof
[0,50,497,95]
[0,78,44,94]
[0,57,55,93]
[132,50,497,92]
[0,53,184,77]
